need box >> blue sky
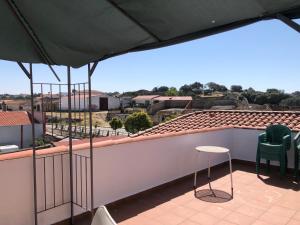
[0,19,299,94]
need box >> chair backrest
[91,206,117,225]
[266,124,291,146]
[294,132,300,151]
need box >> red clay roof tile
[0,111,32,126]
[139,110,300,136]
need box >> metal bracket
[17,62,31,79]
[277,14,300,33]
[88,61,99,77]
[6,0,61,82]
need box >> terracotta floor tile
[171,206,198,218]
[178,220,199,225]
[224,211,256,225]
[276,199,300,211]
[185,199,208,212]
[251,220,271,225]
[235,204,266,218]
[189,212,220,225]
[287,219,300,225]
[267,205,296,218]
[259,211,291,225]
[215,220,237,225]
[292,211,300,221]
[204,205,232,219]
[155,212,186,225]
[120,216,163,225]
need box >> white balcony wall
[0,128,297,225]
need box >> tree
[241,87,257,103]
[124,112,153,134]
[230,85,243,92]
[152,87,159,93]
[266,88,281,94]
[280,97,300,107]
[253,92,290,105]
[165,87,178,96]
[190,82,203,90]
[179,84,192,95]
[206,82,227,92]
[109,117,123,131]
[292,91,300,97]
[158,86,169,93]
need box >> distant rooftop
[139,110,300,136]
[132,95,160,100]
[154,96,192,101]
[0,111,33,126]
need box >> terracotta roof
[132,95,160,100]
[139,110,300,136]
[154,96,192,101]
[0,111,32,126]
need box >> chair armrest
[258,133,267,143]
[282,134,291,150]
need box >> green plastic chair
[256,124,291,176]
[294,132,300,180]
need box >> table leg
[207,157,216,197]
[228,152,233,198]
[194,171,197,190]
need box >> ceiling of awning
[1,0,300,68]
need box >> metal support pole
[88,63,94,213]
[41,84,45,137]
[30,64,38,225]
[67,66,74,224]
[228,152,233,198]
[78,84,81,136]
[83,84,87,136]
[59,84,62,136]
[50,84,53,136]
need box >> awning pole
[30,63,38,225]
[67,66,74,224]
[88,62,98,216]
[17,62,38,225]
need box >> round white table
[194,146,233,198]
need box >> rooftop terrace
[60,162,300,225]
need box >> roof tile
[0,111,32,126]
[139,110,300,136]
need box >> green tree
[206,82,227,92]
[230,85,243,92]
[109,117,123,130]
[124,112,153,134]
[179,84,193,95]
[292,91,300,97]
[280,97,300,107]
[165,87,178,96]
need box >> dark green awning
[1,0,300,67]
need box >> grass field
[46,111,110,127]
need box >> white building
[132,95,159,106]
[0,111,43,150]
[60,91,120,111]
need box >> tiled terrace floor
[73,162,300,225]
